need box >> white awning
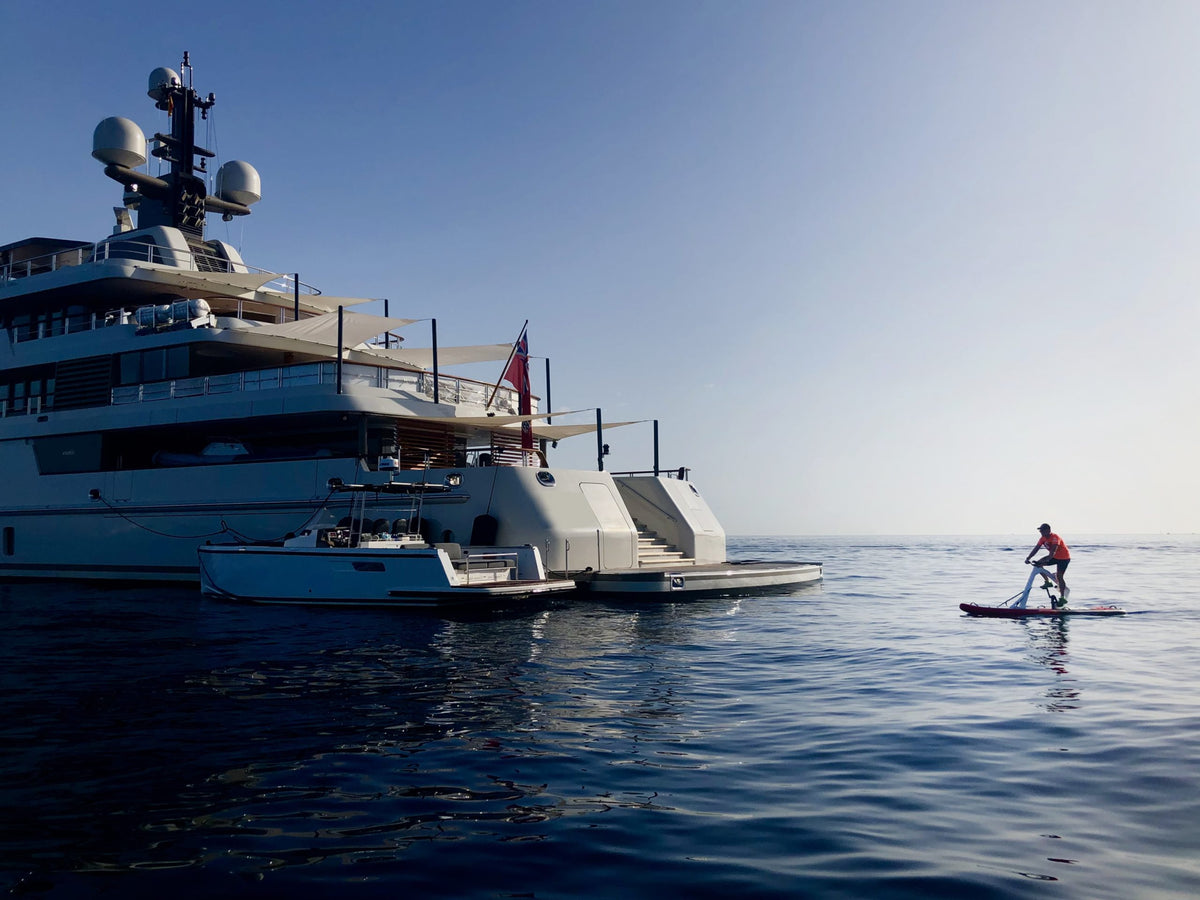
[294,295,376,312]
[120,266,375,313]
[129,267,280,298]
[388,411,641,441]
[528,419,645,440]
[361,343,516,369]
[398,409,593,428]
[252,311,417,347]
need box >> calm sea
[2,535,1198,899]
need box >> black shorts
[1051,558,1070,575]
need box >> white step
[633,523,696,567]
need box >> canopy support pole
[596,409,604,472]
[336,305,343,395]
[653,419,660,476]
[432,318,440,404]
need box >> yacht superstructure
[0,56,821,592]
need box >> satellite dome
[147,67,181,102]
[92,117,147,168]
[216,160,262,206]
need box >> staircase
[634,523,695,568]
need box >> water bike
[959,563,1126,618]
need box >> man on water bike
[1025,523,1070,604]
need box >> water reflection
[1022,618,1080,711]
[2,586,734,883]
[173,600,712,873]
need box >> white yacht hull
[0,450,714,583]
[0,457,364,580]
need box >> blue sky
[5,1,1200,534]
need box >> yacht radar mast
[92,52,261,239]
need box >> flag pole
[486,319,528,409]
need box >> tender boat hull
[198,543,575,607]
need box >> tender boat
[0,54,822,596]
[199,480,576,606]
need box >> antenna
[94,54,259,235]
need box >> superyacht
[0,55,821,593]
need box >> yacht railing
[108,361,521,413]
[613,467,691,481]
[458,550,520,584]
[11,309,132,342]
[0,360,523,421]
[0,396,43,419]
[486,446,549,468]
[0,239,317,297]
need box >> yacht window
[119,353,140,385]
[142,349,165,382]
[11,313,30,343]
[65,306,90,334]
[2,527,12,557]
[166,346,189,379]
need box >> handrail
[611,467,690,480]
[106,361,522,413]
[0,239,320,297]
[459,550,519,584]
[488,446,548,468]
[611,476,680,526]
[0,396,42,419]
[2,361,525,421]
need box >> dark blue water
[3,536,1199,898]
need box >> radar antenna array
[92,53,261,237]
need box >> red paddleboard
[960,602,1126,618]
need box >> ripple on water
[3,537,1200,898]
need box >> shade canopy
[127,267,374,313]
[528,419,644,440]
[380,410,639,443]
[398,409,592,429]
[363,343,515,369]
[252,310,417,347]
